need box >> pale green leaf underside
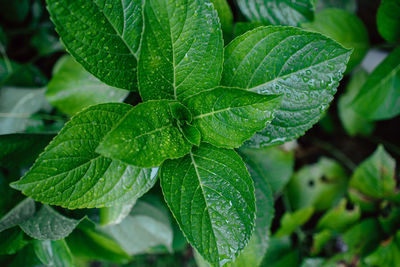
[221,26,351,147]
[138,0,223,101]
[100,201,136,226]
[46,0,142,90]
[96,100,192,168]
[0,198,35,232]
[184,87,282,148]
[236,0,315,26]
[160,143,256,266]
[46,56,129,116]
[20,205,80,240]
[11,103,157,209]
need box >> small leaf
[46,56,129,116]
[179,123,201,147]
[138,0,223,101]
[184,87,282,148]
[33,239,73,267]
[316,199,360,232]
[343,219,383,255]
[0,198,35,232]
[20,205,81,240]
[353,47,400,120]
[46,0,143,90]
[222,26,351,146]
[97,100,192,167]
[100,201,136,226]
[236,0,315,26]
[274,207,314,238]
[160,143,256,266]
[210,0,233,42]
[377,0,400,43]
[11,103,158,209]
[311,229,333,256]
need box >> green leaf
[236,0,315,26]
[311,229,333,256]
[338,68,374,136]
[11,103,158,209]
[274,206,314,238]
[97,100,192,167]
[211,0,234,42]
[221,26,351,146]
[6,244,42,267]
[302,8,369,72]
[349,145,396,200]
[377,0,400,43]
[33,239,73,267]
[316,0,357,13]
[353,46,400,120]
[19,205,81,240]
[138,0,223,101]
[261,236,299,266]
[365,232,400,267]
[185,87,281,148]
[0,198,35,233]
[46,56,129,116]
[46,0,143,90]
[179,122,201,147]
[0,228,29,255]
[233,22,264,38]
[316,199,360,232]
[0,60,47,87]
[0,87,47,134]
[100,201,136,226]
[0,133,53,167]
[160,143,256,266]
[101,198,173,255]
[239,145,295,194]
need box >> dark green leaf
[211,0,233,41]
[0,0,30,22]
[138,0,223,101]
[46,56,129,116]
[233,22,264,38]
[377,0,400,43]
[260,236,299,266]
[0,228,28,255]
[96,100,192,167]
[221,26,351,146]
[33,239,73,266]
[46,0,143,90]
[316,199,360,232]
[0,60,47,87]
[185,87,281,148]
[365,232,400,267]
[179,123,201,147]
[11,103,158,209]
[0,198,35,233]
[274,207,314,238]
[236,0,315,26]
[160,143,256,266]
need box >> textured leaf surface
[97,100,192,167]
[138,0,223,101]
[221,26,351,146]
[47,56,128,116]
[236,0,315,26]
[377,0,400,43]
[353,47,400,120]
[20,205,80,240]
[160,143,256,266]
[0,198,35,233]
[33,239,73,266]
[46,0,142,90]
[316,0,357,13]
[11,103,158,209]
[184,87,281,148]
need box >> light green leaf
[377,0,400,43]
[97,100,192,167]
[365,231,400,267]
[316,0,357,13]
[46,0,143,90]
[100,201,136,226]
[20,205,81,240]
[316,199,360,232]
[211,0,234,41]
[302,8,369,72]
[0,198,35,232]
[33,239,73,267]
[274,206,314,238]
[0,228,29,255]
[101,198,173,255]
[0,87,47,134]
[338,68,374,136]
[184,87,281,148]
[11,103,158,209]
[236,0,315,26]
[221,26,351,146]
[138,0,223,101]
[46,56,129,116]
[353,46,400,120]
[160,143,256,266]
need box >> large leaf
[0,198,35,232]
[19,205,81,240]
[47,56,129,116]
[236,0,315,26]
[377,0,400,43]
[184,87,282,148]
[97,100,192,167]
[353,46,400,120]
[33,239,73,267]
[160,143,256,266]
[138,0,223,101]
[221,26,351,146]
[302,8,369,72]
[11,103,158,209]
[46,0,142,90]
